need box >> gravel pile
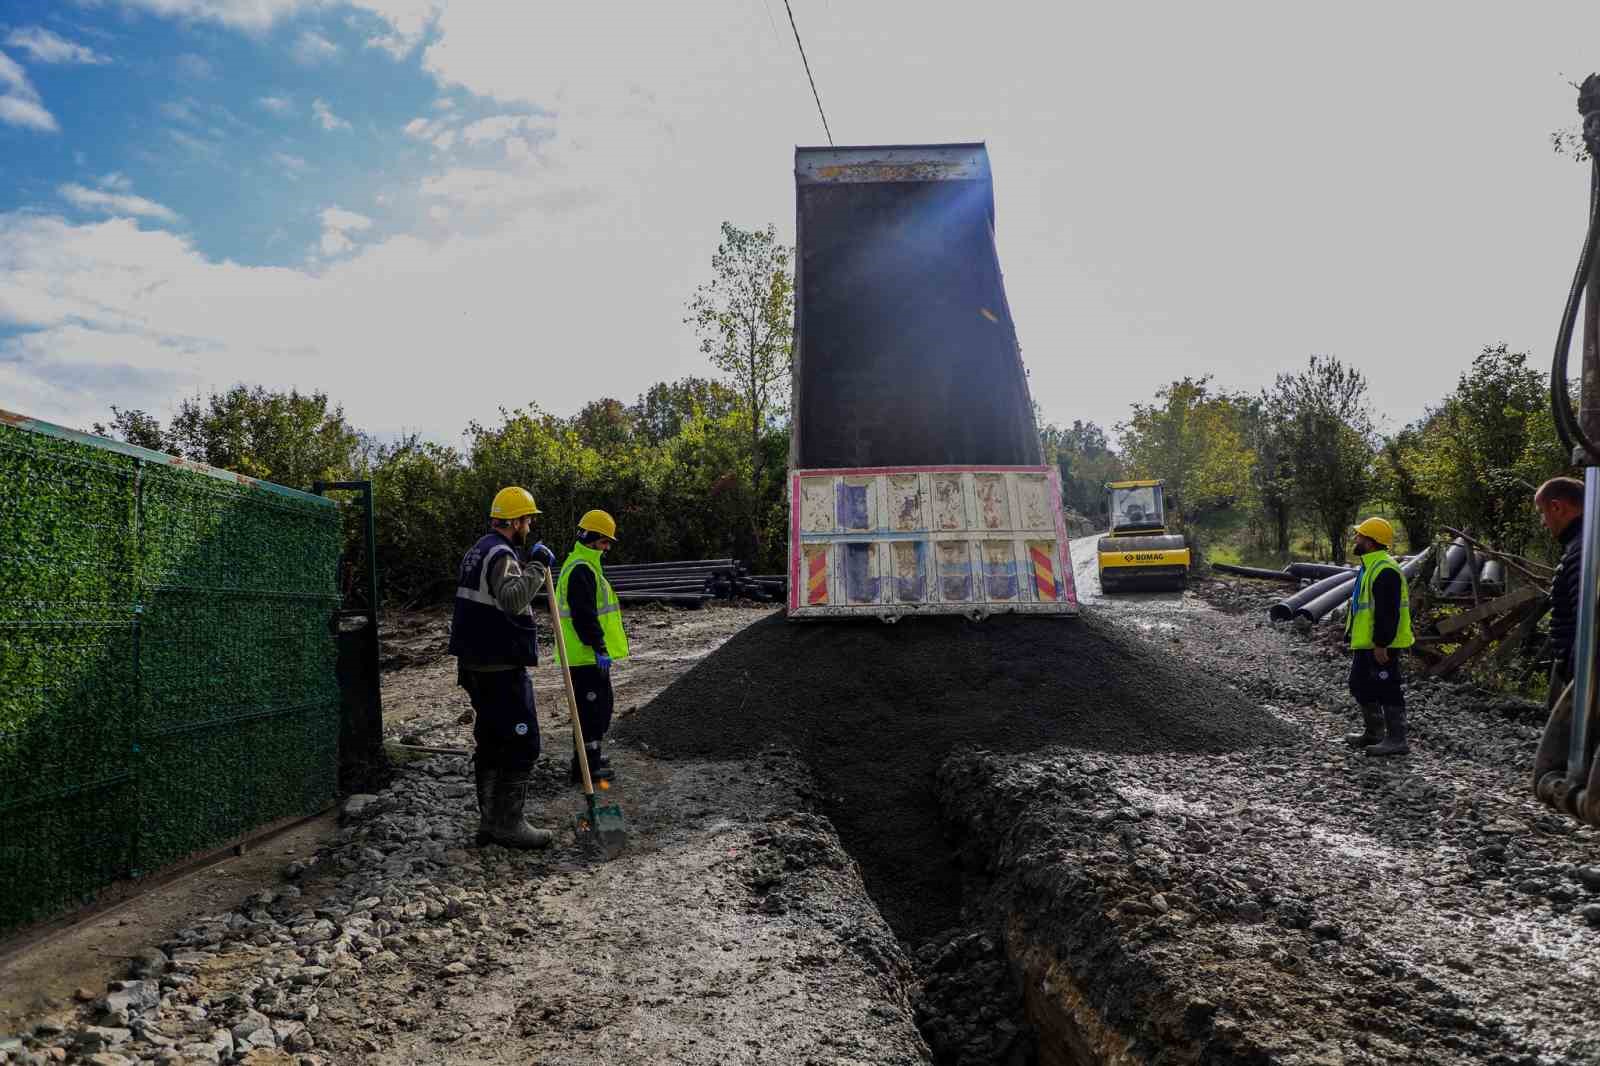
[617,612,1293,942]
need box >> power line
[782,0,832,145]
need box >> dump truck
[785,143,1078,621]
[1095,479,1190,592]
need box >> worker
[1535,476,1586,708]
[1342,516,1415,757]
[448,486,558,849]
[556,509,631,785]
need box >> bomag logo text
[1123,552,1167,563]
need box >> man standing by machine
[449,486,558,849]
[1343,517,1415,757]
[556,510,631,785]
[1535,477,1586,708]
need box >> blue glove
[595,653,612,675]
[526,542,556,571]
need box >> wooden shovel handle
[545,573,596,797]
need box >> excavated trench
[615,612,1290,1065]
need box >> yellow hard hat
[1352,516,1394,548]
[578,509,617,541]
[490,486,541,520]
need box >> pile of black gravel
[617,612,1291,940]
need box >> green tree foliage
[1391,345,1571,557]
[93,374,790,606]
[97,385,364,490]
[1379,425,1437,551]
[1116,377,1252,523]
[1269,355,1377,561]
[1038,415,1124,516]
[1234,394,1296,552]
[686,222,795,559]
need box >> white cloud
[174,52,213,80]
[58,182,180,224]
[317,206,372,255]
[160,97,199,123]
[257,94,293,115]
[273,152,311,177]
[5,27,110,65]
[311,97,349,130]
[99,172,134,192]
[292,30,339,64]
[105,0,319,32]
[0,50,58,131]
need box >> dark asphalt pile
[616,612,1291,940]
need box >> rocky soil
[8,556,1599,1066]
[927,562,1600,1064]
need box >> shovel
[544,576,627,858]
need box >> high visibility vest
[1345,550,1414,650]
[448,532,539,667]
[556,542,630,666]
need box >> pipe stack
[606,559,789,606]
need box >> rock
[102,980,161,1018]
[238,1051,297,1066]
[1311,920,1345,941]
[341,794,382,822]
[128,948,169,980]
[74,1028,132,1053]
[177,1043,221,1065]
[74,988,98,1003]
[1581,904,1600,929]
[85,1054,134,1066]
[441,961,471,976]
[232,1010,276,1049]
[283,1028,316,1053]
[1575,866,1600,891]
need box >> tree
[1117,377,1252,523]
[92,386,362,489]
[1400,345,1569,556]
[93,406,167,451]
[1237,394,1296,551]
[1270,355,1377,561]
[686,222,795,559]
[631,377,740,445]
[1380,425,1437,552]
[1038,414,1124,516]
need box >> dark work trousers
[461,667,540,771]
[1348,650,1405,707]
[568,663,615,750]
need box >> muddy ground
[4,545,1600,1066]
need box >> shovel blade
[573,798,627,859]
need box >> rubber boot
[473,759,498,847]
[569,743,614,786]
[490,770,554,849]
[1343,704,1384,748]
[1364,705,1410,757]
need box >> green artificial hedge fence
[0,411,342,936]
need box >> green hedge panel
[0,419,342,934]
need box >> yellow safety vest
[556,542,630,666]
[1345,550,1414,650]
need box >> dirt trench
[616,545,1600,1066]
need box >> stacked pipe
[1255,549,1432,626]
[604,559,789,606]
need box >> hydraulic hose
[1552,84,1600,463]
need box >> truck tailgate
[788,465,1078,619]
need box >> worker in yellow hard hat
[1343,516,1414,757]
[448,486,559,849]
[555,509,631,785]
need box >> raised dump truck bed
[786,144,1077,620]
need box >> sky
[1,1,1598,446]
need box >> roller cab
[1097,480,1189,593]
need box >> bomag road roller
[1096,480,1190,593]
